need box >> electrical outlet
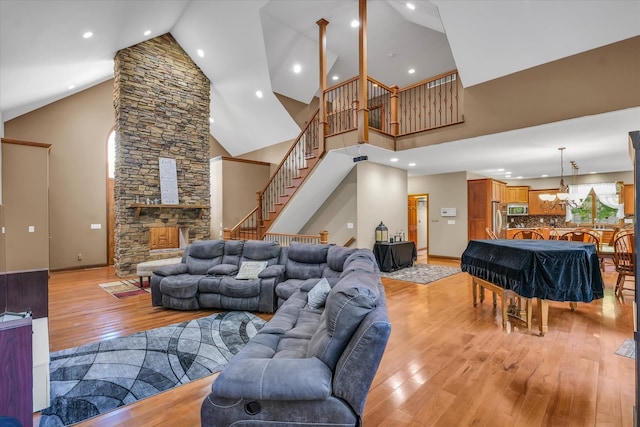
[77,253,83,261]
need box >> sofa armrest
[153,263,188,276]
[258,264,285,279]
[207,264,239,276]
[213,357,332,400]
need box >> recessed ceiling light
[68,84,75,90]
[390,158,399,162]
[197,49,204,58]
[351,20,359,28]
[408,68,415,74]
[590,171,597,174]
[516,176,523,179]
[406,3,416,10]
[82,31,93,39]
[256,90,263,98]
[498,168,505,172]
[293,64,302,74]
[332,75,339,81]
[541,174,548,177]
[144,30,151,36]
[408,162,416,167]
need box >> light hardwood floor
[35,254,635,426]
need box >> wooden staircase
[228,110,323,240]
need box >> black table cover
[373,241,417,272]
[460,239,604,302]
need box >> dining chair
[511,230,545,240]
[485,227,498,240]
[535,226,559,240]
[613,229,635,298]
[559,229,603,268]
[559,229,600,245]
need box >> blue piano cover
[461,239,604,302]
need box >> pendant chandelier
[539,147,580,209]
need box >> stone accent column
[113,34,211,277]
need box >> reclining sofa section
[151,239,281,312]
[201,249,391,426]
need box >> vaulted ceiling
[1,0,639,178]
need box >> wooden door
[408,197,418,247]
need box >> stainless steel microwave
[507,204,528,216]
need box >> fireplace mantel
[129,203,209,219]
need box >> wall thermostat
[440,208,457,217]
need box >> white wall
[300,168,358,246]
[409,172,469,258]
[356,162,408,250]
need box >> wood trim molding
[215,156,271,167]
[1,137,52,150]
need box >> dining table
[460,239,604,335]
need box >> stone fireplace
[113,34,211,277]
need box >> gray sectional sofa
[151,239,391,426]
[201,249,391,426]
[151,239,368,313]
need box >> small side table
[373,241,417,272]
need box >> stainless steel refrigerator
[492,202,507,239]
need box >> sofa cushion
[340,250,379,278]
[326,246,356,272]
[305,271,379,369]
[220,277,261,298]
[307,278,331,309]
[287,242,331,264]
[275,279,305,301]
[159,274,201,298]
[222,240,244,266]
[207,264,239,276]
[241,240,281,263]
[185,240,225,275]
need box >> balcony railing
[325,70,462,138]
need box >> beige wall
[2,142,49,271]
[300,168,357,246]
[409,172,469,258]
[397,36,640,151]
[5,80,113,270]
[222,159,271,231]
[356,162,408,250]
[209,157,271,238]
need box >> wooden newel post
[256,191,264,240]
[317,18,329,150]
[319,230,329,244]
[390,85,399,137]
[223,228,231,240]
[356,0,369,144]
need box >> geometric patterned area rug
[615,338,636,359]
[98,280,150,299]
[38,311,266,426]
[380,263,462,285]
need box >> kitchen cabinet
[528,189,567,216]
[491,180,506,202]
[506,186,529,204]
[468,178,506,241]
[624,184,634,216]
